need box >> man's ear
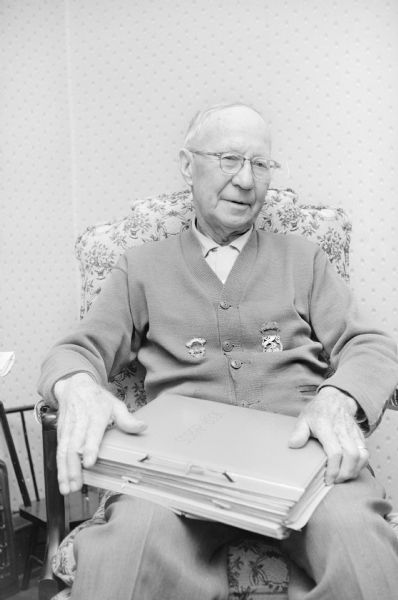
[179,148,193,188]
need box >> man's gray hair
[184,102,267,149]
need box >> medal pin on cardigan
[186,337,207,360]
[260,321,283,352]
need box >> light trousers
[71,468,398,600]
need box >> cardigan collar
[191,218,253,258]
[180,221,260,305]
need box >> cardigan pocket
[297,384,318,404]
[298,384,318,395]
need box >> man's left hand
[288,387,369,485]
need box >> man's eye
[252,159,269,169]
[222,154,241,164]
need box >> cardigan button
[219,301,231,310]
[230,359,243,369]
[222,341,233,352]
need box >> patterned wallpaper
[1,0,78,510]
[1,0,397,508]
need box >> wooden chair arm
[39,405,65,600]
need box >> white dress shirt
[192,220,253,284]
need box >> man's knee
[306,470,392,545]
[104,494,178,543]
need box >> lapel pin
[260,321,283,352]
[186,337,207,360]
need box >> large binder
[83,394,330,538]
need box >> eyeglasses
[188,150,281,180]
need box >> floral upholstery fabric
[52,188,355,599]
[77,188,351,319]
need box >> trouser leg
[71,494,238,600]
[281,468,398,600]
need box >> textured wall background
[1,1,78,510]
[1,0,397,508]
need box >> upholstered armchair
[39,188,398,600]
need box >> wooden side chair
[0,401,100,592]
[0,459,19,597]
[37,188,398,600]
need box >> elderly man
[39,103,398,600]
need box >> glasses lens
[251,158,270,180]
[219,154,280,179]
[220,154,242,174]
[253,159,281,180]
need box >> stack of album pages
[83,394,330,539]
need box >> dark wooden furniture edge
[38,406,65,600]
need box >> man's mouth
[223,198,250,206]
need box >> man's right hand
[54,373,146,495]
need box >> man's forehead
[196,106,270,149]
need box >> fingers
[81,399,146,468]
[66,420,87,492]
[57,438,74,495]
[81,412,110,468]
[291,389,369,486]
[333,424,369,484]
[288,417,311,449]
[112,399,147,434]
[289,412,367,485]
[57,404,88,494]
[311,415,368,485]
[56,375,112,494]
[55,375,147,495]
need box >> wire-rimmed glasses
[188,150,281,180]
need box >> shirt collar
[192,219,253,258]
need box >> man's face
[181,107,271,244]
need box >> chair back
[0,402,39,508]
[0,460,19,595]
[75,188,352,411]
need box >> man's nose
[232,159,255,189]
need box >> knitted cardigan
[39,226,398,432]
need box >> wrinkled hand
[288,387,369,485]
[54,373,147,495]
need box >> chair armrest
[39,405,65,600]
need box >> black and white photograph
[1,1,398,599]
